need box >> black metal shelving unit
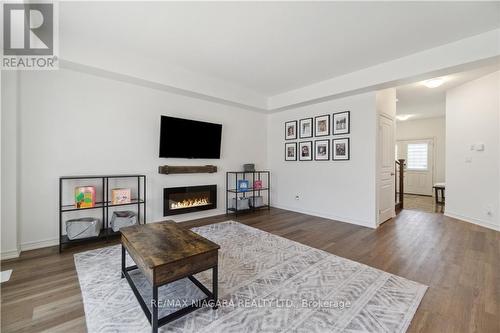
[226,171,270,216]
[59,174,146,252]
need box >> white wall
[445,71,500,231]
[396,117,446,183]
[267,92,378,228]
[6,68,267,250]
[1,71,21,259]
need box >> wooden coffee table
[120,221,220,332]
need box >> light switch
[470,144,475,151]
[476,143,485,151]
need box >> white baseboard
[444,211,500,232]
[272,204,376,229]
[1,249,20,260]
[8,209,227,255]
[20,238,59,252]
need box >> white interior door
[378,114,395,223]
[397,139,434,196]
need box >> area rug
[74,221,427,332]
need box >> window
[407,143,428,170]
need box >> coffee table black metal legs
[121,244,218,333]
[152,286,158,333]
[212,265,218,309]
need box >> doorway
[396,139,434,196]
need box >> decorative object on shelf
[111,188,131,205]
[314,114,330,137]
[285,142,297,161]
[237,179,250,192]
[59,175,146,252]
[110,211,137,232]
[230,197,250,211]
[299,141,313,161]
[74,186,96,208]
[226,171,270,216]
[333,138,350,160]
[243,164,255,172]
[333,111,350,135]
[314,139,330,161]
[158,165,217,174]
[249,196,265,208]
[66,217,101,240]
[299,118,313,138]
[285,120,297,140]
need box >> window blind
[407,143,428,170]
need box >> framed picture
[332,138,350,161]
[237,179,250,192]
[299,118,313,138]
[314,115,330,137]
[285,121,297,140]
[314,140,330,161]
[285,142,297,161]
[299,141,313,161]
[333,111,350,135]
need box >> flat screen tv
[159,116,222,159]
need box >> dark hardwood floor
[1,208,499,332]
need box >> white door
[378,114,396,224]
[396,139,434,196]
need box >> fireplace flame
[171,197,210,210]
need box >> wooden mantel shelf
[158,165,217,175]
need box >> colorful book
[237,180,250,192]
[75,186,96,208]
[111,188,131,205]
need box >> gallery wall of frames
[285,111,350,161]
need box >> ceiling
[59,2,500,96]
[396,64,500,120]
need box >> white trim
[444,211,500,232]
[272,204,377,229]
[14,209,226,253]
[20,238,59,251]
[1,269,13,283]
[1,249,20,260]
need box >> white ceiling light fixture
[396,114,413,121]
[421,77,445,88]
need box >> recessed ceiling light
[421,78,445,88]
[396,114,412,121]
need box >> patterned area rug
[74,221,427,332]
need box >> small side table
[433,183,445,204]
[120,221,220,333]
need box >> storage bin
[230,197,250,210]
[110,211,137,232]
[66,217,101,240]
[249,196,264,208]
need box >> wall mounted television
[159,116,222,159]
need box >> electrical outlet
[485,205,493,216]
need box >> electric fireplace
[163,185,217,216]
